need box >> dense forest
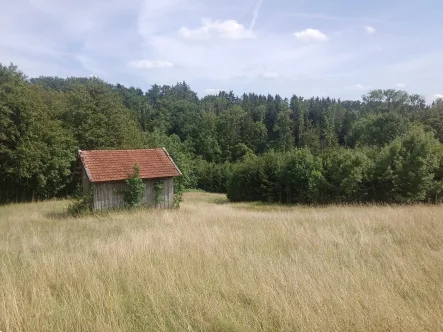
[1,63,443,204]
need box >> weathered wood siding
[91,177,174,210]
[154,178,174,209]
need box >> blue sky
[1,0,442,101]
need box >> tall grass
[1,193,442,331]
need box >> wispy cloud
[1,0,442,100]
[294,29,328,42]
[284,12,353,21]
[128,60,175,69]
[346,83,371,91]
[179,19,256,40]
[259,72,280,80]
[138,0,188,37]
[249,0,264,30]
[396,82,406,88]
[365,26,376,34]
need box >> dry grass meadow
[0,192,442,331]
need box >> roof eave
[162,147,183,176]
[78,150,94,183]
[89,175,178,184]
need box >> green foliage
[2,62,443,205]
[227,151,324,204]
[323,149,373,202]
[419,99,443,144]
[347,113,410,147]
[278,149,324,203]
[0,64,77,202]
[123,165,146,208]
[274,108,294,151]
[154,180,165,207]
[228,128,443,204]
[145,131,197,189]
[227,154,263,202]
[362,89,426,115]
[372,126,442,203]
[67,189,93,216]
[62,79,144,150]
[195,159,232,193]
[173,177,184,208]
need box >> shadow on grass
[46,211,70,219]
[46,205,170,220]
[213,197,231,205]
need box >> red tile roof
[79,148,182,183]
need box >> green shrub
[154,179,164,207]
[123,165,146,208]
[173,177,184,208]
[323,148,374,202]
[226,130,443,205]
[278,149,324,204]
[373,126,443,203]
[194,159,232,193]
[227,150,325,204]
[67,189,93,216]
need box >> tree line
[1,63,443,203]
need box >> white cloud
[346,83,371,91]
[396,82,406,88]
[146,31,356,92]
[4,0,441,101]
[128,60,175,69]
[434,94,443,100]
[179,19,256,41]
[365,26,376,34]
[259,72,280,80]
[294,29,328,42]
[204,88,223,95]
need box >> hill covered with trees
[1,63,443,204]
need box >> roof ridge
[80,148,164,153]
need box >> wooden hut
[78,148,182,210]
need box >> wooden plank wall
[92,177,174,210]
[143,180,155,207]
[93,181,126,210]
[164,178,174,208]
